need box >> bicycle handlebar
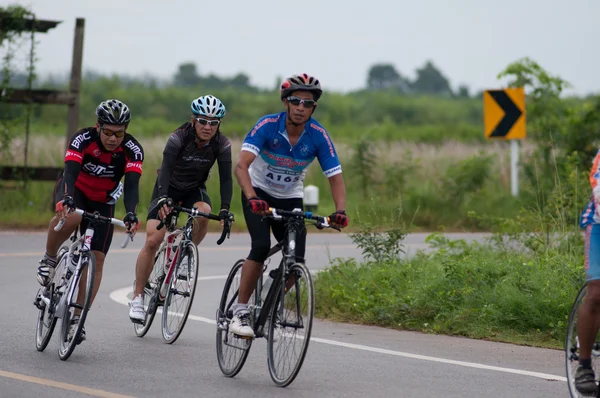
[266,208,340,231]
[54,208,134,248]
[156,202,233,245]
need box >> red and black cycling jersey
[157,122,232,210]
[60,127,144,212]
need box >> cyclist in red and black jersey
[36,99,144,342]
[129,94,232,323]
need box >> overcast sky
[3,0,599,95]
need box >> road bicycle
[565,283,600,397]
[132,200,233,344]
[216,207,338,387]
[34,208,132,361]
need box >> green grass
[314,231,584,349]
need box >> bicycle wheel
[58,252,96,361]
[35,248,68,352]
[216,259,253,377]
[161,241,199,344]
[133,248,165,338]
[267,262,314,387]
[566,284,600,397]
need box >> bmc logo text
[71,132,91,149]
[125,140,143,160]
[83,162,114,176]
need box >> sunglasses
[101,127,126,138]
[195,117,220,127]
[286,96,316,108]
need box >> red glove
[248,196,269,214]
[55,196,75,213]
[329,211,348,228]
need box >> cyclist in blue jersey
[230,73,349,337]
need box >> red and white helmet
[280,73,323,101]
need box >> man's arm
[217,141,233,210]
[235,150,258,200]
[61,161,82,198]
[328,173,346,212]
[157,132,182,197]
[123,172,141,215]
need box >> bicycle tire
[35,248,68,352]
[565,284,600,397]
[162,241,199,344]
[267,262,314,387]
[133,248,165,338]
[216,259,252,377]
[58,251,96,361]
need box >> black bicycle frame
[253,217,305,338]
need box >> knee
[195,202,211,214]
[587,282,600,307]
[144,235,163,252]
[249,242,271,263]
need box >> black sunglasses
[100,127,126,138]
[195,117,220,126]
[286,96,317,108]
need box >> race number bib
[264,168,301,192]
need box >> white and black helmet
[96,99,131,125]
[190,95,226,118]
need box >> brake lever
[216,218,232,245]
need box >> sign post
[484,87,526,197]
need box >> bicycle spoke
[162,243,199,343]
[267,262,314,387]
[216,259,252,377]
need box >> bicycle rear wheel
[216,259,252,377]
[162,241,199,344]
[133,248,165,338]
[58,252,96,361]
[35,248,68,352]
[267,262,314,387]
[566,284,600,397]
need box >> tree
[173,62,201,87]
[366,64,410,93]
[411,60,452,96]
[229,73,251,89]
[456,84,470,98]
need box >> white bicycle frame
[53,208,131,318]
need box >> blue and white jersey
[241,112,342,199]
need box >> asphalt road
[0,230,569,397]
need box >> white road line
[0,244,362,258]
[109,279,567,383]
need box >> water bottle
[261,274,273,304]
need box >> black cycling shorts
[242,187,305,264]
[147,177,212,221]
[54,177,115,255]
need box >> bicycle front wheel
[267,262,314,387]
[566,284,600,397]
[35,248,68,352]
[58,252,96,361]
[216,259,252,377]
[162,241,199,344]
[133,248,165,338]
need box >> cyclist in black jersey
[36,99,143,343]
[129,95,233,323]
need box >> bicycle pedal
[33,298,45,310]
[130,317,145,326]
